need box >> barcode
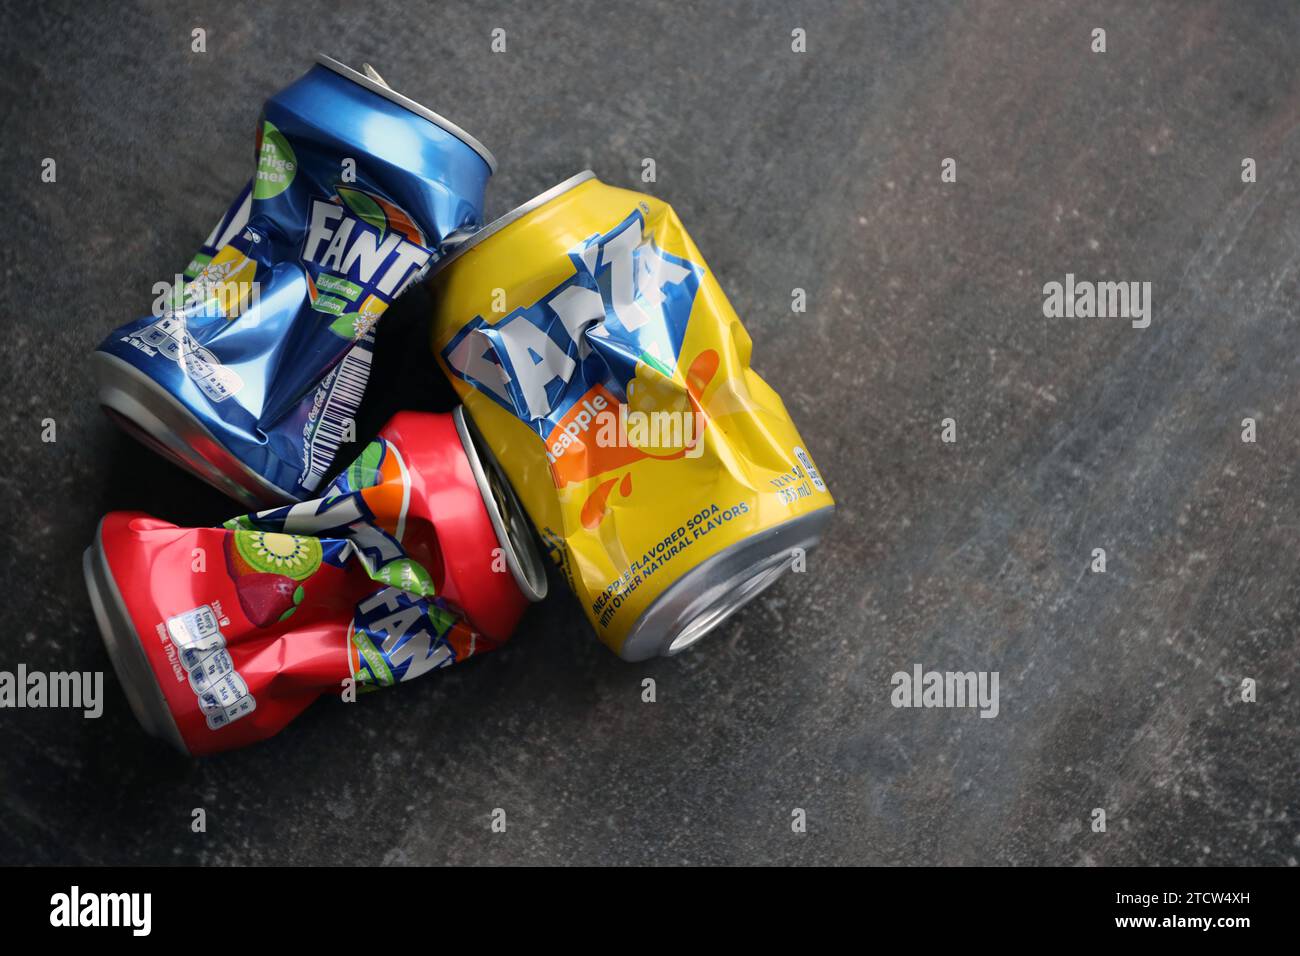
[301,335,373,491]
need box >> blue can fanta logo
[441,209,704,438]
[300,186,434,339]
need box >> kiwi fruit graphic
[230,530,323,581]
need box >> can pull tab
[362,63,390,88]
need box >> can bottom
[91,351,292,509]
[618,505,836,662]
[82,523,189,755]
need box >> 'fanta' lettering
[441,209,703,430]
[302,197,432,297]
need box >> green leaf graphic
[328,312,362,338]
[639,350,674,377]
[344,441,386,490]
[338,187,387,236]
[373,558,436,598]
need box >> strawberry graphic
[234,573,301,628]
[223,532,309,627]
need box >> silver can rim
[83,521,190,755]
[315,54,498,174]
[435,170,598,270]
[451,406,549,603]
[617,505,836,662]
[92,351,293,509]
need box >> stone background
[0,1,1296,864]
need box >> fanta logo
[442,209,703,430]
[242,437,410,571]
[353,587,456,685]
[264,491,405,570]
[301,188,431,298]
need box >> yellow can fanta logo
[442,208,704,438]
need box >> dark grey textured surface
[1,1,1297,865]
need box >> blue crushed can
[92,55,496,506]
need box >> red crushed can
[82,408,547,755]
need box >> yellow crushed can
[429,171,834,660]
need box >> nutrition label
[165,604,257,730]
[128,315,245,404]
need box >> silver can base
[617,505,835,662]
[83,522,189,755]
[91,351,292,509]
